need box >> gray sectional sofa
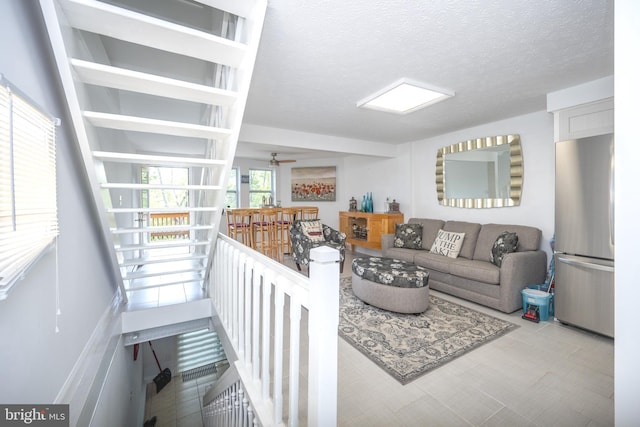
[381,218,547,313]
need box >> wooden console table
[339,211,404,250]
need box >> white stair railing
[205,235,339,427]
[203,366,257,427]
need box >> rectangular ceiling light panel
[357,79,454,114]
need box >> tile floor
[295,250,614,427]
[125,258,206,310]
[143,372,216,427]
[141,249,614,426]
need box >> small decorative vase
[349,197,357,212]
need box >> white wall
[0,2,141,422]
[409,111,555,262]
[342,148,413,219]
[92,342,144,427]
[614,1,640,424]
[276,157,346,230]
[238,111,555,262]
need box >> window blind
[0,76,58,299]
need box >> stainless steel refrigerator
[554,134,614,338]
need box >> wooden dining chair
[226,208,254,248]
[251,208,281,261]
[276,207,298,256]
[297,206,319,220]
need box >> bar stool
[297,206,319,220]
[226,208,254,247]
[252,208,281,261]
[277,207,298,256]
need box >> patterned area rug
[338,277,518,385]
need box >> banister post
[307,246,340,427]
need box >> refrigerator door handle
[557,255,614,273]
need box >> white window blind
[0,76,58,299]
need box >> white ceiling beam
[239,124,400,158]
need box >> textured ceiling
[241,0,614,158]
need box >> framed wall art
[291,166,336,202]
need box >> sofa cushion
[443,221,482,259]
[382,247,418,263]
[449,259,500,285]
[473,224,542,262]
[414,251,460,274]
[393,223,423,249]
[490,231,519,267]
[299,220,324,242]
[408,218,445,250]
[430,229,465,258]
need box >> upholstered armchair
[289,219,346,273]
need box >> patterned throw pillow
[490,231,519,267]
[299,220,325,242]
[430,229,465,258]
[393,223,423,249]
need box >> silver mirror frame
[436,134,523,208]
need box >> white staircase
[38,0,267,302]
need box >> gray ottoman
[351,257,430,314]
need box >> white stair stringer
[39,0,268,303]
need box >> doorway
[140,166,190,255]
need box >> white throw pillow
[430,229,465,258]
[300,220,324,242]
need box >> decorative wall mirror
[435,134,522,208]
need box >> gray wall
[0,1,141,422]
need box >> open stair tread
[108,207,219,214]
[125,277,203,291]
[71,59,237,106]
[115,241,211,251]
[111,224,216,234]
[125,266,206,280]
[120,254,208,268]
[57,0,247,67]
[83,111,233,139]
[101,183,221,191]
[93,151,226,167]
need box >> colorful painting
[291,166,336,202]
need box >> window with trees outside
[141,166,189,242]
[249,169,274,208]
[0,76,58,299]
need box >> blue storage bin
[527,284,554,316]
[522,288,553,321]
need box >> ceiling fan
[269,152,296,167]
